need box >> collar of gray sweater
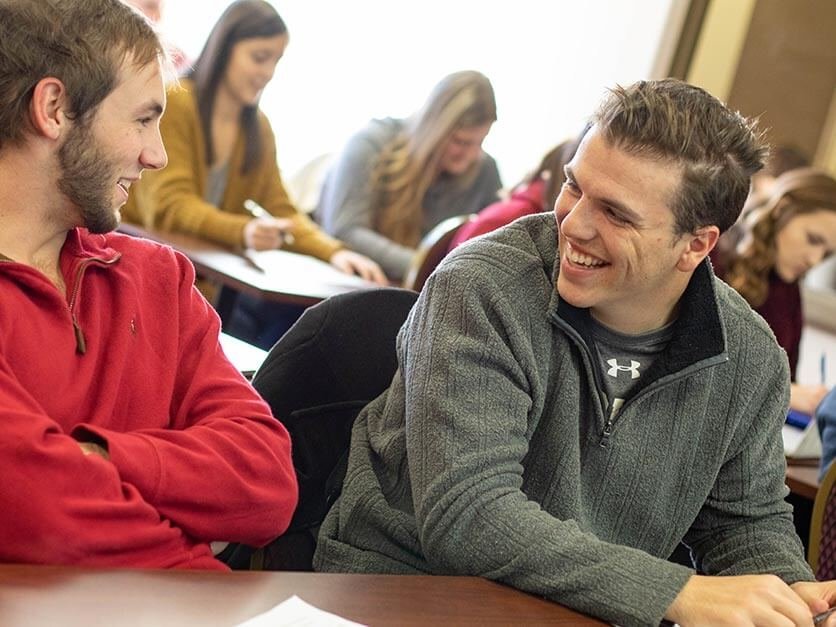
[545,232,728,400]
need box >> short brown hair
[0,0,164,150]
[592,79,767,235]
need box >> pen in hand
[814,606,836,625]
[241,250,265,273]
[243,199,295,246]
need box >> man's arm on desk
[670,351,822,624]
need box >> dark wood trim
[667,0,712,80]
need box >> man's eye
[563,180,580,194]
[604,207,629,224]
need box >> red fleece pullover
[0,229,297,569]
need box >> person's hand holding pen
[664,575,836,626]
[242,199,296,251]
[242,199,389,285]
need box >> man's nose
[141,131,167,171]
[559,197,596,241]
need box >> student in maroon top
[712,168,836,414]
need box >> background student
[125,0,386,348]
[448,133,583,250]
[316,70,503,281]
[125,0,385,284]
[124,0,190,73]
[712,167,836,415]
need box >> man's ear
[676,225,720,272]
[29,77,70,141]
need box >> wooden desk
[0,565,604,626]
[118,222,375,308]
[787,462,820,501]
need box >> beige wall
[686,0,836,175]
[686,0,755,101]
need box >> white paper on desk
[783,421,822,459]
[248,250,374,289]
[236,595,367,627]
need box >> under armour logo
[607,359,641,379]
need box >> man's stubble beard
[57,119,120,234]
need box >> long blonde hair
[718,167,836,306]
[374,70,497,247]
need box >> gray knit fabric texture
[315,213,813,626]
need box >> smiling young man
[314,79,836,625]
[0,0,297,569]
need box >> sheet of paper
[248,250,375,290]
[236,595,367,627]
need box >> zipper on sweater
[552,311,721,447]
[550,315,611,437]
[599,416,614,448]
[67,255,120,354]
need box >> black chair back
[250,287,418,570]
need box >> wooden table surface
[0,565,604,626]
[786,462,821,501]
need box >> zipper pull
[599,418,613,448]
[73,318,87,354]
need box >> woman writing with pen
[711,167,836,415]
[125,0,386,285]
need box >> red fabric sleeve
[76,252,298,547]
[0,357,224,569]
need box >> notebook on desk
[783,409,822,459]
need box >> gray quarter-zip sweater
[314,212,813,626]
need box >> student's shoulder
[164,79,198,113]
[101,230,194,278]
[347,117,402,149]
[480,151,500,172]
[439,213,557,292]
[712,273,787,363]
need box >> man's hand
[665,574,816,626]
[78,441,110,460]
[791,581,836,625]
[329,249,388,285]
[791,383,829,416]
[243,217,296,251]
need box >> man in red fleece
[0,0,297,569]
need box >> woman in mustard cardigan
[125,0,385,346]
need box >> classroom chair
[402,213,475,292]
[285,152,333,216]
[248,287,419,570]
[809,458,836,578]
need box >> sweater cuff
[618,559,694,627]
[199,212,250,249]
[72,424,162,503]
[289,235,343,263]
